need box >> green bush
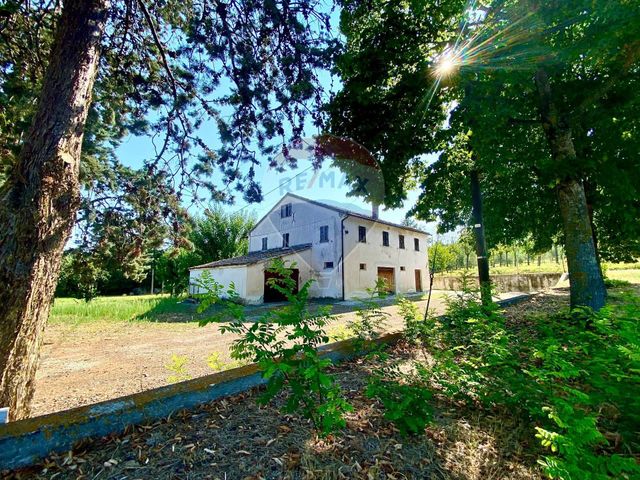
[198,260,352,435]
[366,372,432,436]
[348,278,390,346]
[399,286,640,479]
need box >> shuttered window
[320,225,329,243]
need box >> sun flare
[434,48,463,78]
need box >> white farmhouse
[189,193,429,303]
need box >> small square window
[280,203,292,218]
[400,266,406,271]
[324,261,334,269]
[414,238,420,251]
[382,231,390,247]
[359,263,366,270]
[358,226,366,243]
[399,235,405,249]
[282,233,290,247]
[320,225,329,243]
[262,237,268,251]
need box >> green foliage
[603,277,631,289]
[49,295,187,325]
[330,0,640,265]
[348,278,390,345]
[366,374,432,436]
[165,354,191,383]
[403,286,640,480]
[199,259,352,435]
[206,352,246,372]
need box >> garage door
[377,267,395,294]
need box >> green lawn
[444,262,640,277]
[51,265,639,326]
[606,268,640,284]
[49,295,194,325]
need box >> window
[400,266,406,271]
[358,226,367,243]
[320,225,329,243]
[262,237,268,251]
[282,233,289,248]
[280,203,292,218]
[382,231,389,247]
[324,261,334,269]
[359,263,366,270]
[414,238,420,251]
[399,235,405,249]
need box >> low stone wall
[432,273,564,293]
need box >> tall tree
[329,0,640,310]
[0,0,334,419]
[157,207,256,293]
[0,0,110,420]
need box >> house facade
[189,193,429,303]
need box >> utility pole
[150,267,155,296]
[470,170,491,305]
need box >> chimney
[372,203,379,219]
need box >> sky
[115,132,442,233]
[111,5,454,242]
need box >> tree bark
[535,68,606,311]
[470,170,491,305]
[0,0,109,420]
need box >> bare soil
[11,290,564,480]
[36,292,514,416]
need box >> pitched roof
[283,193,430,235]
[189,243,312,270]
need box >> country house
[189,193,430,303]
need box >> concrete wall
[432,272,563,293]
[342,216,430,299]
[189,265,248,296]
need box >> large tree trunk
[0,0,109,421]
[535,69,606,311]
[470,170,491,305]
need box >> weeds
[198,259,352,435]
[384,282,640,479]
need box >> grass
[50,264,639,326]
[443,261,640,276]
[49,294,192,325]
[606,268,640,284]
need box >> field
[35,268,638,417]
[49,294,192,325]
[39,291,499,416]
[441,262,640,277]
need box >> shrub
[402,285,640,479]
[199,259,352,435]
[366,371,432,436]
[348,278,390,346]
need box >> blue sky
[115,131,442,237]
[112,5,450,240]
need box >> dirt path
[32,291,521,416]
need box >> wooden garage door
[377,267,395,293]
[264,268,299,302]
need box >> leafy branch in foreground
[197,259,352,435]
[388,282,640,480]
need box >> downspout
[341,215,346,300]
